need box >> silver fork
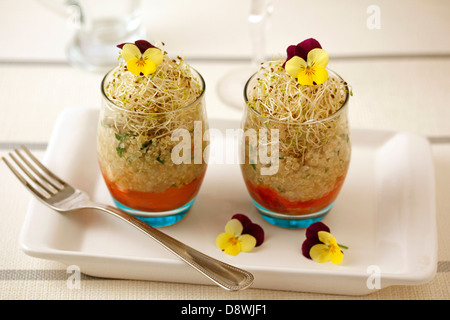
[2,146,254,291]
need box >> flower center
[136,58,146,67]
[229,237,238,245]
[304,66,315,76]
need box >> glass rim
[243,68,350,126]
[100,65,206,116]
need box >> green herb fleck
[115,132,134,157]
[156,155,165,164]
[116,146,125,158]
[115,132,134,142]
[141,140,153,150]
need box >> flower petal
[135,40,157,53]
[302,237,321,259]
[225,219,243,237]
[329,246,344,265]
[141,60,157,75]
[117,42,131,50]
[126,58,144,75]
[309,244,330,263]
[318,231,336,246]
[231,213,252,230]
[307,48,329,68]
[122,44,141,62]
[285,56,306,78]
[216,232,241,255]
[305,222,330,242]
[310,66,328,85]
[297,69,315,86]
[143,48,163,66]
[286,44,298,59]
[283,44,302,68]
[126,58,156,76]
[245,223,265,247]
[298,38,322,59]
[216,232,233,251]
[224,243,241,256]
[238,234,257,252]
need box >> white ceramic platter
[19,107,437,295]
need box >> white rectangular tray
[19,107,437,295]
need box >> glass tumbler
[97,68,208,227]
[240,70,351,229]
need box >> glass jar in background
[39,0,146,72]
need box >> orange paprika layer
[100,168,207,212]
[244,175,346,215]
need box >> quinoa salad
[97,45,207,199]
[241,57,351,214]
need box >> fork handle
[82,201,254,291]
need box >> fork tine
[14,147,61,192]
[10,151,56,196]
[1,155,49,200]
[20,146,67,187]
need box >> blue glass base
[251,198,334,229]
[112,198,196,227]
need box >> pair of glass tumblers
[97,67,351,229]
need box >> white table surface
[0,0,449,300]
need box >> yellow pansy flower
[309,231,344,265]
[285,48,329,86]
[121,43,163,76]
[216,219,257,256]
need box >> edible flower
[301,222,348,265]
[216,214,265,256]
[284,38,329,86]
[231,213,265,247]
[117,40,163,76]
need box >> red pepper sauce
[100,167,207,212]
[244,174,347,215]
